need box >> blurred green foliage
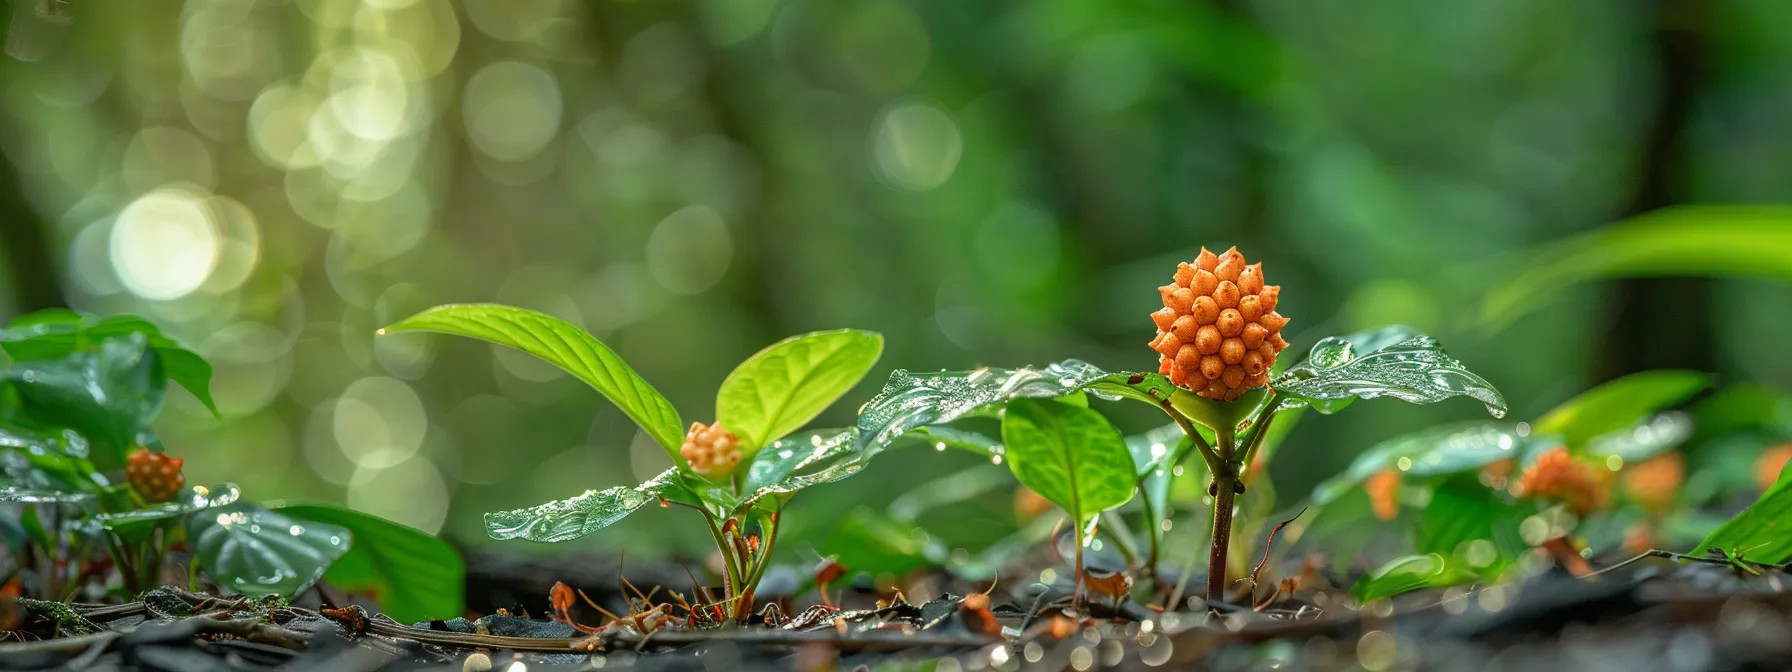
[0,0,1789,563]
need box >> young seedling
[379,304,883,620]
[854,247,1506,605]
[0,310,462,622]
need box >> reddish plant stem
[1207,473,1238,603]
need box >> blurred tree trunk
[1602,0,1711,379]
[0,152,62,315]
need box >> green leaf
[822,507,943,577]
[2,312,217,417]
[0,426,94,494]
[269,502,465,623]
[1,336,166,469]
[1695,467,1792,564]
[188,503,351,600]
[716,330,882,454]
[379,304,685,460]
[1351,553,1477,601]
[1533,371,1707,447]
[0,485,94,504]
[1417,476,1529,577]
[854,360,1168,451]
[94,483,243,542]
[1583,413,1692,462]
[1311,422,1543,505]
[1481,205,1792,328]
[998,399,1135,527]
[1274,332,1506,418]
[484,468,702,543]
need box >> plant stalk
[1205,427,1238,604]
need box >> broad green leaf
[1533,371,1707,447]
[854,359,1169,451]
[717,330,882,454]
[1,336,166,469]
[998,399,1135,527]
[379,304,685,459]
[1351,553,1477,601]
[2,312,216,417]
[741,429,861,496]
[905,425,1003,457]
[1583,413,1692,462]
[1690,384,1781,444]
[94,483,242,541]
[0,426,93,493]
[1417,476,1529,577]
[1695,467,1792,564]
[1125,423,1191,479]
[1311,422,1541,505]
[270,502,465,623]
[189,503,351,600]
[1481,205,1792,328]
[484,468,702,543]
[1274,333,1506,418]
[822,507,943,577]
[0,485,93,504]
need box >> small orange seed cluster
[1366,468,1401,521]
[1149,247,1290,401]
[125,448,185,503]
[1755,443,1792,491]
[1621,451,1684,514]
[1513,447,1609,516]
[680,422,742,477]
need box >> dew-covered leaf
[94,483,243,541]
[379,304,685,460]
[854,360,1168,452]
[484,469,702,543]
[1533,370,1707,448]
[1583,413,1692,462]
[189,503,351,600]
[1311,423,1541,505]
[0,485,93,504]
[270,502,464,623]
[1,336,166,470]
[2,311,217,417]
[716,330,882,455]
[999,398,1135,526]
[1274,332,1505,418]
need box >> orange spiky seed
[1622,451,1683,514]
[680,422,743,477]
[1150,247,1290,400]
[125,448,185,503]
[1366,468,1400,521]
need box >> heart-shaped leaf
[854,360,1167,452]
[1274,332,1506,418]
[1311,423,1543,505]
[999,398,1135,527]
[484,468,703,543]
[94,483,243,541]
[2,311,217,417]
[188,503,351,600]
[1533,370,1707,447]
[717,330,882,454]
[2,336,166,469]
[270,502,465,623]
[379,304,685,460]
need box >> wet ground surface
[3,556,1791,671]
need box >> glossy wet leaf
[0,426,92,493]
[0,484,93,504]
[188,503,351,600]
[1,311,217,417]
[999,398,1135,527]
[1311,422,1540,505]
[1695,466,1792,564]
[94,483,243,541]
[716,330,882,454]
[1533,370,1707,447]
[484,468,702,543]
[1482,205,1792,328]
[1275,333,1506,418]
[1351,553,1476,601]
[905,425,1002,457]
[854,360,1173,452]
[271,502,465,623]
[1583,413,1692,462]
[379,304,685,459]
[1,336,166,469]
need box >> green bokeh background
[0,0,1788,559]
